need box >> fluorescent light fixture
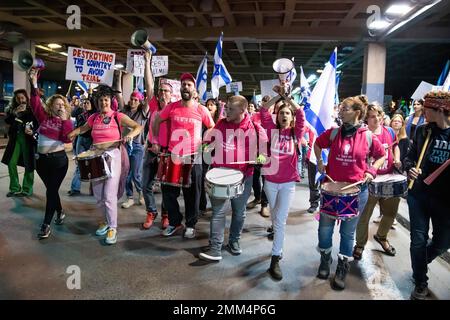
[114,63,124,69]
[60,52,68,56]
[368,19,391,30]
[385,4,412,16]
[316,69,323,73]
[57,86,62,89]
[36,44,68,57]
[307,74,317,82]
[47,43,62,49]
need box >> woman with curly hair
[28,70,73,239]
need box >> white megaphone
[12,50,45,72]
[273,58,294,96]
[131,29,157,54]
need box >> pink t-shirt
[251,112,261,125]
[147,110,169,148]
[159,101,214,156]
[87,111,125,144]
[148,96,159,114]
[261,107,305,183]
[373,126,396,175]
[315,127,385,183]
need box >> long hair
[44,94,71,117]
[9,89,30,112]
[390,114,407,140]
[275,103,295,129]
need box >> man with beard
[152,73,214,238]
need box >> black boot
[38,224,51,239]
[332,256,350,290]
[268,255,282,281]
[317,251,332,279]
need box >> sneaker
[142,212,156,229]
[54,210,66,225]
[373,215,382,223]
[184,227,196,239]
[410,284,430,300]
[67,190,81,196]
[105,228,117,245]
[6,191,22,197]
[246,198,261,209]
[162,224,183,237]
[121,198,135,209]
[228,240,242,255]
[260,206,270,218]
[393,218,398,225]
[152,182,161,193]
[38,224,51,239]
[138,193,145,205]
[161,213,169,230]
[307,206,318,214]
[199,248,222,261]
[95,223,109,236]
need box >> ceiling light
[60,52,68,56]
[385,4,412,16]
[368,19,391,30]
[57,86,62,89]
[114,63,124,69]
[316,69,323,73]
[47,43,62,49]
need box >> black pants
[162,163,202,228]
[307,160,320,208]
[36,151,69,225]
[199,162,209,211]
[252,165,268,206]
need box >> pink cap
[130,90,144,101]
[180,73,196,85]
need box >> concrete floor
[0,149,449,300]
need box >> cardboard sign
[133,55,145,77]
[152,56,168,77]
[160,78,181,102]
[66,47,115,86]
[260,79,279,98]
[411,81,434,100]
[126,49,168,77]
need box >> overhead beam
[234,41,249,66]
[283,0,296,27]
[188,2,210,27]
[217,0,236,27]
[84,0,134,28]
[150,0,185,28]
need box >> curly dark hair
[9,89,30,111]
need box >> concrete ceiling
[1,0,450,99]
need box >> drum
[369,174,407,198]
[156,153,193,188]
[205,167,244,199]
[76,150,109,182]
[320,182,361,220]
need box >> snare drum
[156,153,193,188]
[320,182,361,220]
[76,150,109,182]
[369,174,407,198]
[205,167,244,199]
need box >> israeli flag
[299,66,311,111]
[305,48,338,166]
[286,58,297,87]
[211,33,232,99]
[77,81,89,94]
[437,60,450,86]
[196,53,208,102]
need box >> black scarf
[341,123,362,138]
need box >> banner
[160,78,181,102]
[126,49,168,77]
[66,47,115,86]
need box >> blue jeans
[209,176,253,252]
[141,149,159,213]
[318,184,369,258]
[125,141,144,197]
[70,135,93,192]
[407,192,450,286]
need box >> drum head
[372,173,407,183]
[206,168,243,185]
[321,182,359,195]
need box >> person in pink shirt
[259,86,305,280]
[68,85,142,245]
[152,73,214,239]
[28,70,73,240]
[354,103,401,260]
[314,95,385,291]
[199,95,268,262]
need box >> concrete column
[122,73,133,105]
[0,72,4,99]
[362,42,386,105]
[13,40,35,93]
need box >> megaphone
[131,29,157,54]
[13,50,45,72]
[272,58,294,83]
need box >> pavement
[0,148,449,300]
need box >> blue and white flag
[286,57,297,87]
[211,33,232,99]
[299,66,311,111]
[77,81,89,94]
[305,48,337,166]
[196,53,208,102]
[437,60,450,86]
[442,69,450,91]
[335,73,341,106]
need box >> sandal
[374,234,396,256]
[352,246,364,260]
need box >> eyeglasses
[159,89,171,93]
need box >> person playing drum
[28,70,73,240]
[259,86,305,280]
[199,95,268,261]
[68,85,142,245]
[354,103,402,259]
[404,91,450,300]
[313,95,385,290]
[152,73,214,239]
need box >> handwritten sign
[66,47,115,86]
[160,78,181,102]
[133,55,145,77]
[126,49,168,77]
[226,81,242,93]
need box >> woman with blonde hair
[390,114,410,165]
[29,70,74,239]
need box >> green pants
[8,132,34,195]
[356,194,400,247]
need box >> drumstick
[229,160,257,165]
[325,174,336,183]
[424,158,450,185]
[340,180,364,191]
[408,129,431,190]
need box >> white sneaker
[105,228,117,245]
[373,215,382,223]
[95,223,109,236]
[121,198,135,209]
[184,227,196,239]
[393,218,398,225]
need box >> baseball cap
[180,73,196,85]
